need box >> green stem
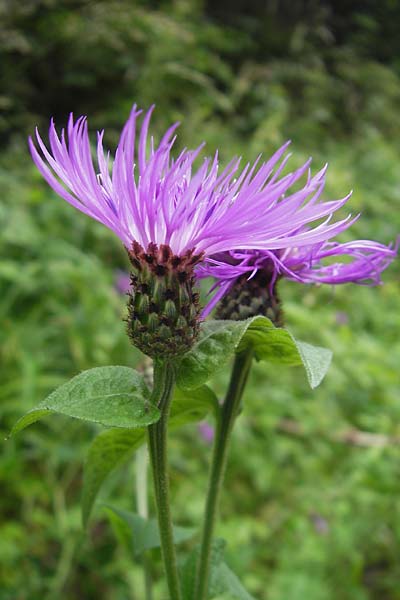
[135,445,153,600]
[148,360,182,600]
[194,349,253,600]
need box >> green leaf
[82,428,145,527]
[177,317,332,390]
[104,506,195,556]
[177,319,267,390]
[294,340,333,389]
[82,384,218,525]
[181,539,255,600]
[238,318,332,388]
[171,385,219,426]
[104,504,133,551]
[11,366,160,434]
[181,538,226,600]
[214,563,256,600]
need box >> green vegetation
[1,1,399,598]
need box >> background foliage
[1,1,399,598]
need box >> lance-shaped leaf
[176,318,267,390]
[238,317,332,389]
[104,506,195,556]
[11,366,159,434]
[181,538,255,600]
[171,384,219,426]
[177,317,332,390]
[82,428,144,527]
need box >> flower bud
[216,270,283,326]
[127,242,203,358]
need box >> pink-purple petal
[29,102,397,307]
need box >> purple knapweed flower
[196,162,397,317]
[29,103,396,332]
[198,422,215,444]
[199,240,396,316]
[29,104,362,266]
[115,270,131,295]
[335,311,349,326]
[29,105,296,259]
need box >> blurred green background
[1,1,400,598]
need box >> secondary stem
[147,360,182,600]
[194,349,253,600]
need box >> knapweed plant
[12,105,396,599]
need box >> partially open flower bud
[127,242,202,358]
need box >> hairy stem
[194,349,253,600]
[147,360,181,600]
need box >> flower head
[115,270,131,295]
[200,239,397,318]
[29,105,294,259]
[29,104,397,336]
[29,105,359,261]
[195,157,397,320]
[198,422,215,444]
[201,245,396,326]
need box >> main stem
[194,349,253,600]
[147,360,182,600]
[135,446,153,600]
